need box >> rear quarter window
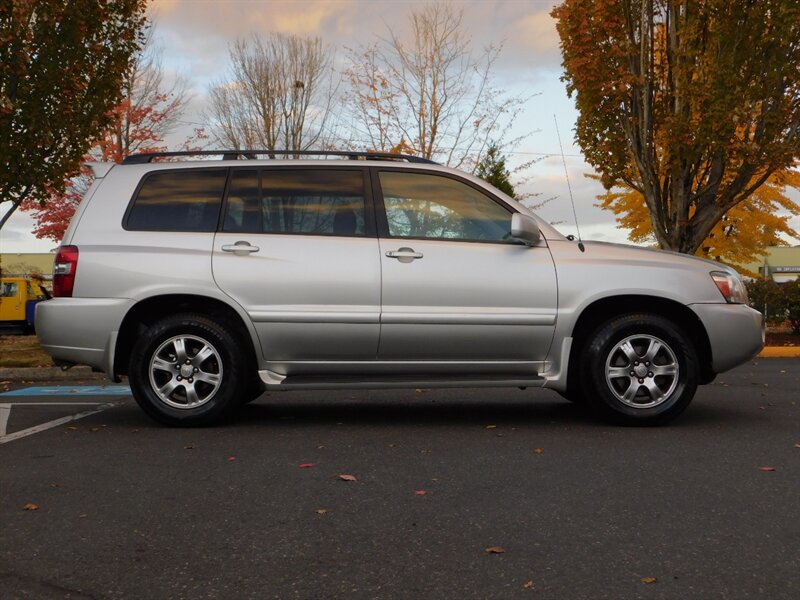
[125,169,227,232]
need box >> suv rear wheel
[129,313,247,426]
[579,313,698,425]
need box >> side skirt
[257,370,546,391]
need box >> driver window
[378,171,512,242]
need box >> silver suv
[36,150,764,426]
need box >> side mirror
[511,213,541,246]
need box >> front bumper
[689,303,764,373]
[35,297,133,375]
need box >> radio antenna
[554,114,585,252]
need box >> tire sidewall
[129,314,245,426]
[582,314,698,424]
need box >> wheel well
[114,295,258,377]
[566,296,714,391]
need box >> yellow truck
[0,277,51,334]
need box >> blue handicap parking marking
[0,385,132,397]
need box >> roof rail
[121,150,439,165]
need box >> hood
[576,240,740,277]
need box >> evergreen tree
[476,145,515,198]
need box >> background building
[743,246,800,282]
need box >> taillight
[53,245,79,297]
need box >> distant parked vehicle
[0,277,51,334]
[36,150,764,427]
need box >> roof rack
[121,150,439,165]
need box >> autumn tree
[345,3,530,172]
[596,169,800,272]
[22,40,199,242]
[207,34,338,152]
[551,0,800,254]
[0,0,147,232]
[95,35,190,164]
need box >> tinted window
[223,169,366,236]
[379,172,512,242]
[127,169,227,232]
[223,170,261,233]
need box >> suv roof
[121,150,439,165]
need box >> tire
[128,313,248,426]
[578,313,698,426]
[240,383,264,405]
[556,389,585,404]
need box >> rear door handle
[221,241,260,255]
[385,247,423,262]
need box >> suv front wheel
[579,313,698,425]
[129,313,247,426]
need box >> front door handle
[385,247,423,263]
[221,240,260,255]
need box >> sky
[1,0,797,254]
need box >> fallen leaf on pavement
[67,426,78,431]
[23,503,39,511]
[485,546,505,554]
[759,466,776,472]
[227,456,237,462]
[78,513,87,518]
[414,490,427,495]
[523,580,535,590]
[339,474,357,482]
[641,577,657,584]
[794,443,800,449]
[534,448,543,455]
[485,425,497,429]
[298,463,315,468]
[315,508,329,515]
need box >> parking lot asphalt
[1,359,798,600]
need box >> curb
[0,366,106,381]
[758,347,800,358]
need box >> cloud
[148,0,564,84]
[508,8,562,67]
[0,209,54,253]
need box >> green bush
[746,278,787,325]
[783,279,800,334]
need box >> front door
[375,170,557,373]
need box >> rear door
[213,167,381,364]
[375,169,557,371]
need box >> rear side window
[223,169,367,236]
[126,169,227,232]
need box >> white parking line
[0,401,121,444]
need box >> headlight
[710,271,748,304]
